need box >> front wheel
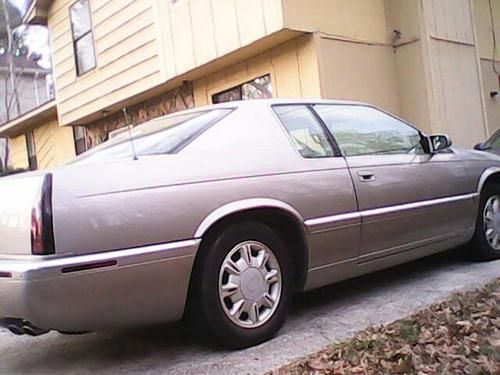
[191,221,294,349]
[470,184,500,260]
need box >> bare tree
[2,0,21,118]
[0,0,28,172]
[0,0,26,121]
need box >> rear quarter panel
[52,104,358,272]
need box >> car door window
[273,105,335,158]
[490,133,500,148]
[314,105,423,157]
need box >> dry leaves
[270,278,500,375]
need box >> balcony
[0,53,55,128]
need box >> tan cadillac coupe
[1,99,500,348]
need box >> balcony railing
[0,57,55,126]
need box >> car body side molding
[194,199,306,239]
[477,167,500,194]
[305,192,477,232]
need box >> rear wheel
[470,183,500,260]
[191,221,294,349]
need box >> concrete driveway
[1,250,499,375]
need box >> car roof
[200,98,367,111]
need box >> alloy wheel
[218,240,282,328]
[483,195,500,250]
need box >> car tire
[470,183,500,260]
[191,221,294,349]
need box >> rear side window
[273,105,335,158]
[72,109,232,164]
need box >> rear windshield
[72,109,232,164]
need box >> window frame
[311,103,426,157]
[69,0,97,77]
[271,104,342,159]
[70,108,235,164]
[486,129,500,149]
[25,131,38,171]
[212,74,273,104]
[73,126,88,155]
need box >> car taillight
[31,174,55,255]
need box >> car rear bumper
[0,239,200,333]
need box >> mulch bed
[271,278,500,375]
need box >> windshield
[72,108,233,164]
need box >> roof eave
[0,101,57,138]
[23,0,53,25]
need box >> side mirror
[425,134,452,153]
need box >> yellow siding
[193,35,320,106]
[49,0,163,125]
[156,0,284,80]
[33,119,76,169]
[283,0,388,44]
[8,135,28,170]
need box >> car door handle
[358,171,376,182]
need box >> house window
[70,0,96,76]
[212,74,273,104]
[26,131,37,171]
[73,126,88,155]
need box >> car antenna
[122,107,138,161]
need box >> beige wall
[474,0,500,61]
[317,36,401,117]
[421,0,487,146]
[283,0,389,44]
[384,0,421,44]
[393,42,432,133]
[49,0,163,126]
[474,0,500,137]
[385,0,432,133]
[193,35,320,106]
[480,59,500,136]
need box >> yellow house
[1,0,499,170]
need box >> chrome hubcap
[218,241,282,328]
[484,195,500,250]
